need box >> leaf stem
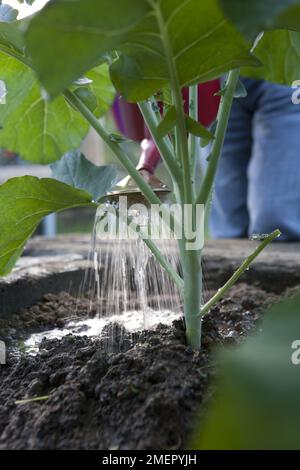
[199,229,281,317]
[117,211,184,291]
[142,236,184,291]
[196,69,240,205]
[154,3,193,205]
[0,45,32,68]
[189,85,198,165]
[64,89,164,208]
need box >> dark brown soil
[0,283,294,450]
[0,291,98,347]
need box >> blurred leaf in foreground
[191,295,300,450]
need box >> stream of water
[80,202,183,330]
[25,203,183,352]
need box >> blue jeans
[210,78,300,240]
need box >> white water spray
[87,202,183,323]
[25,202,183,352]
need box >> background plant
[0,0,299,348]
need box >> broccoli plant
[0,0,299,349]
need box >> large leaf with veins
[0,176,95,276]
[0,15,115,164]
[0,52,89,163]
[25,0,258,101]
[0,52,114,163]
[218,0,300,84]
[51,151,117,202]
[242,30,300,85]
[219,0,300,40]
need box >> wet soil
[0,283,296,450]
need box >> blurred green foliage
[191,295,300,450]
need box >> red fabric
[198,80,221,127]
[112,80,221,173]
[114,100,145,142]
[182,81,220,126]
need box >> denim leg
[248,82,300,240]
[210,88,253,238]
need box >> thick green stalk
[152,2,205,350]
[199,230,281,317]
[152,3,202,348]
[179,174,203,349]
[196,69,240,205]
[182,247,202,349]
[189,69,239,347]
[138,100,182,181]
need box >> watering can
[107,139,171,206]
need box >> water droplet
[250,233,269,241]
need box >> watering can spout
[106,172,171,206]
